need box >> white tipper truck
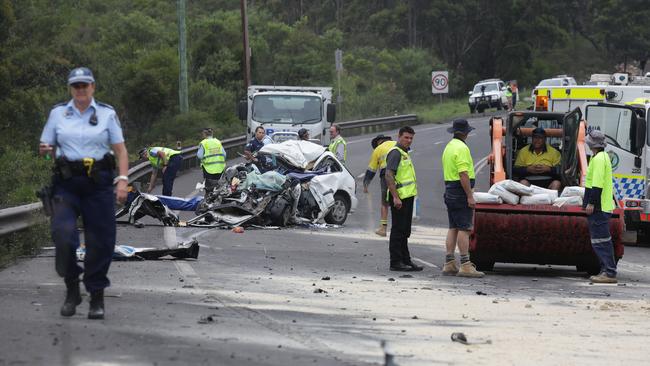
[238,85,336,144]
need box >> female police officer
[39,67,129,319]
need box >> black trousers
[389,196,414,265]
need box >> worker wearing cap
[513,127,561,190]
[139,145,182,196]
[197,128,226,193]
[328,124,347,163]
[583,129,617,283]
[363,134,396,236]
[385,126,422,272]
[441,119,484,277]
[298,128,310,141]
[39,66,129,319]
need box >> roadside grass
[0,222,49,270]
[409,98,470,124]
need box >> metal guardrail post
[0,115,418,237]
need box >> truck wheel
[474,260,495,272]
[325,193,350,225]
[477,106,485,113]
[496,101,503,110]
[576,264,600,276]
[469,106,475,114]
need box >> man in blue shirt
[39,67,129,320]
[244,126,272,161]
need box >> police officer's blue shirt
[245,136,271,154]
[40,98,124,161]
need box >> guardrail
[0,114,417,237]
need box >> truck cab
[238,86,336,145]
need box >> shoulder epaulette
[96,101,115,110]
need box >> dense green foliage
[1,0,648,206]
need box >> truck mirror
[468,91,472,95]
[635,115,646,156]
[237,100,248,121]
[327,104,336,123]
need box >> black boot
[88,290,105,320]
[60,279,82,317]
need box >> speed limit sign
[431,71,449,94]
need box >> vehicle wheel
[496,101,503,110]
[576,264,600,276]
[477,106,485,113]
[469,106,475,114]
[474,261,495,272]
[272,206,290,226]
[325,192,350,225]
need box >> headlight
[491,95,498,100]
[469,97,475,103]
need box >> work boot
[442,260,459,276]
[456,262,485,278]
[589,273,617,284]
[375,226,387,237]
[60,279,82,317]
[88,290,105,320]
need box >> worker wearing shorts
[441,119,484,278]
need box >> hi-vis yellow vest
[328,135,347,162]
[148,147,180,169]
[200,138,226,174]
[389,146,417,199]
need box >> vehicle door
[585,104,647,204]
[560,108,582,186]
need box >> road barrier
[0,114,417,238]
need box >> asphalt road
[1,114,649,365]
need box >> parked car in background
[468,79,508,113]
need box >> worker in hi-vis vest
[197,127,226,194]
[384,126,422,272]
[328,124,347,163]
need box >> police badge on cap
[67,67,95,85]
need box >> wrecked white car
[119,140,357,228]
[190,140,357,228]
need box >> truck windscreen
[252,95,322,124]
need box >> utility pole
[177,0,189,114]
[240,0,251,89]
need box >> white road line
[412,257,439,269]
[356,173,365,179]
[434,141,444,145]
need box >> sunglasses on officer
[70,82,90,89]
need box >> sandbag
[473,192,503,204]
[488,184,520,205]
[495,179,534,196]
[529,185,559,201]
[560,186,585,198]
[553,196,583,207]
[520,193,553,205]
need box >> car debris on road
[117,140,357,229]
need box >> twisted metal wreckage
[116,140,358,230]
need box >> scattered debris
[451,332,492,345]
[232,226,244,233]
[198,314,218,324]
[451,332,469,345]
[76,239,199,261]
[321,276,331,280]
[313,288,327,294]
[399,274,413,278]
[475,291,488,296]
[388,278,396,282]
